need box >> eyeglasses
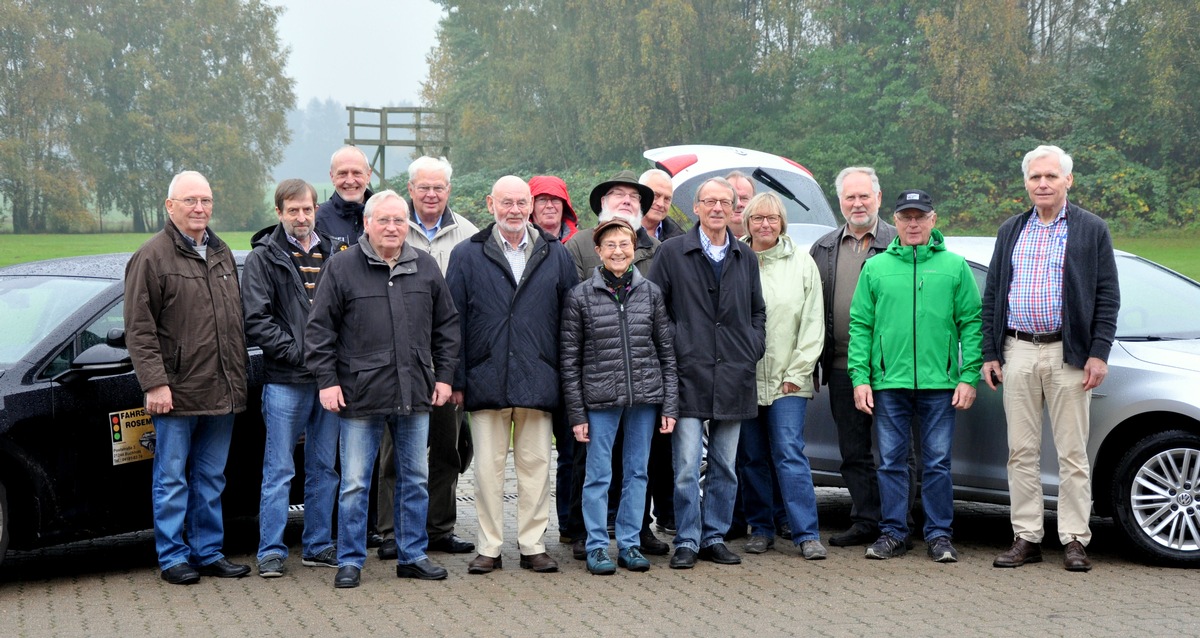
[413,184,447,195]
[496,199,531,210]
[372,216,407,227]
[748,214,782,225]
[534,195,561,206]
[171,197,214,209]
[699,198,733,209]
[605,189,641,202]
[894,212,934,223]
[600,241,634,251]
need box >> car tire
[0,479,8,567]
[1112,429,1200,565]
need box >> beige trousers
[469,407,552,557]
[1002,337,1093,546]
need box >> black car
[0,253,289,565]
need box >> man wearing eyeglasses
[446,175,578,575]
[372,156,480,562]
[648,177,767,569]
[847,189,982,563]
[125,170,250,585]
[315,146,374,245]
[529,175,579,243]
[307,190,461,588]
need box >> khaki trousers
[469,407,552,557]
[1002,337,1093,546]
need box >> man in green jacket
[848,189,982,563]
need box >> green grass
[1,229,1197,280]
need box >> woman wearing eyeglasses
[737,192,828,560]
[559,218,678,575]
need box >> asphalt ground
[2,453,1197,638]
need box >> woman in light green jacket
[738,192,827,560]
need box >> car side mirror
[52,343,134,385]
[106,328,126,348]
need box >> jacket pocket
[346,349,394,406]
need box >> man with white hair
[984,145,1119,572]
[640,169,687,241]
[315,146,374,244]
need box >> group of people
[123,142,1117,589]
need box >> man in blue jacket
[307,190,461,588]
[243,179,346,578]
[849,189,983,564]
[315,146,374,245]
[446,175,578,575]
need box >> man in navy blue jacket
[446,175,578,575]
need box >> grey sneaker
[302,546,338,568]
[743,535,774,554]
[927,536,958,563]
[800,539,827,560]
[865,535,908,560]
[258,555,286,578]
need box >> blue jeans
[583,405,656,551]
[337,412,430,568]
[151,413,235,570]
[257,382,339,561]
[673,418,740,551]
[875,389,955,542]
[741,396,820,543]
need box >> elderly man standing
[809,167,897,547]
[849,189,982,563]
[984,145,1119,572]
[564,170,659,280]
[649,177,766,569]
[316,146,374,245]
[447,175,578,575]
[243,179,346,578]
[307,191,460,588]
[125,170,250,584]
[640,169,687,241]
[529,175,579,243]
[372,156,479,561]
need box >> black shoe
[366,532,384,549]
[396,558,448,580]
[725,525,748,541]
[669,547,697,569]
[161,563,200,585]
[334,565,361,588]
[196,558,250,578]
[640,530,670,556]
[571,538,587,560]
[428,534,475,554]
[828,523,879,547]
[377,538,398,560]
[698,543,742,565]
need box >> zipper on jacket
[618,301,635,404]
[911,245,919,390]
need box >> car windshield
[1115,255,1200,340]
[0,276,113,366]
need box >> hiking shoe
[927,536,958,563]
[744,535,774,554]
[586,548,616,575]
[257,555,286,578]
[800,539,827,560]
[865,535,908,559]
[618,547,651,571]
[302,547,338,568]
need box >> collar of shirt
[415,212,443,240]
[1029,200,1069,227]
[179,229,210,248]
[285,232,317,253]
[840,219,878,243]
[494,225,529,252]
[698,227,729,261]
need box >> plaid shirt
[1006,203,1069,333]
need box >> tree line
[424,0,1200,233]
[0,0,292,233]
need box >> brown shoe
[1063,540,1092,572]
[993,537,1042,567]
[467,554,502,574]
[519,552,559,573]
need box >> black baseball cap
[893,189,934,213]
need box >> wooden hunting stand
[344,106,450,189]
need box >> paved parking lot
[2,455,1197,637]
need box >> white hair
[408,156,453,182]
[834,167,880,199]
[639,168,671,185]
[167,170,209,198]
[329,145,370,171]
[363,190,407,221]
[1022,145,1073,179]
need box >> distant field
[1,229,1197,280]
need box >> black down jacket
[446,223,579,412]
[559,267,679,427]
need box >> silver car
[800,236,1200,566]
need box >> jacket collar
[358,233,418,273]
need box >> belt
[1005,329,1062,344]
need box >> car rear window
[0,276,113,366]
